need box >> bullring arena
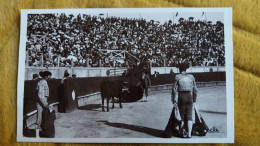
[54,86,226,138]
[23,67,227,139]
[21,12,228,140]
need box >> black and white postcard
[17,8,234,143]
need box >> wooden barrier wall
[25,66,225,80]
[23,72,226,114]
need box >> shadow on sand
[78,104,102,111]
[200,110,227,115]
[97,120,163,137]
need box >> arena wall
[25,66,225,80]
[151,66,225,74]
[23,72,225,128]
[23,72,225,114]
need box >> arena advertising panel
[17,8,234,143]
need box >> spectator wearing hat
[61,72,70,84]
[36,71,52,131]
[171,63,197,138]
[72,74,77,78]
[32,74,40,80]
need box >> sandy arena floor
[54,86,227,138]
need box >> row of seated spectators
[26,13,225,67]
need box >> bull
[100,79,123,112]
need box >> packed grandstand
[26,13,225,68]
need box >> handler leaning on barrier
[172,63,198,138]
[36,71,52,129]
[138,71,151,102]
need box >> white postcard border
[17,7,234,143]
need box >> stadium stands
[26,13,225,68]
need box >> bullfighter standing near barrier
[36,71,52,135]
[172,64,198,138]
[138,71,151,102]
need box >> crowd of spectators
[26,13,225,68]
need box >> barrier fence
[25,66,225,80]
[23,72,225,130]
[23,72,226,115]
